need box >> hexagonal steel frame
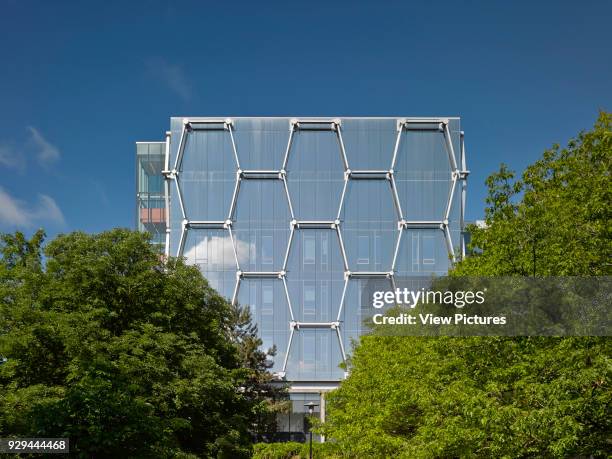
[161,117,468,379]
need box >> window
[248,283,257,316]
[303,334,316,368]
[357,235,369,265]
[303,282,316,317]
[303,235,316,265]
[374,234,381,269]
[321,233,329,270]
[412,233,419,271]
[317,333,329,371]
[422,235,435,264]
[262,284,273,315]
[262,235,273,265]
[250,234,257,268]
[194,235,208,264]
[319,281,329,321]
[209,236,219,268]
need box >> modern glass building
[136,117,468,440]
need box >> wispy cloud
[91,179,110,207]
[0,187,66,229]
[0,143,26,171]
[0,126,61,172]
[147,57,192,101]
[27,126,60,166]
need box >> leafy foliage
[0,229,278,458]
[320,113,612,457]
[456,111,611,277]
[252,441,343,459]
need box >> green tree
[0,229,273,458]
[456,111,611,277]
[320,112,612,457]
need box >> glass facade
[137,117,467,440]
[136,141,166,253]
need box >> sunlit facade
[137,117,468,440]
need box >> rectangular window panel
[210,236,219,268]
[249,283,258,316]
[319,281,329,321]
[303,282,316,317]
[262,284,273,315]
[250,234,257,268]
[303,334,316,367]
[317,333,329,370]
[303,235,316,265]
[412,233,420,271]
[195,235,208,264]
[262,235,273,265]
[357,235,369,265]
[374,234,381,269]
[321,233,329,270]
[422,235,435,264]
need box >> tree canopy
[320,112,612,458]
[0,229,279,458]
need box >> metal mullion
[389,175,403,220]
[282,276,295,321]
[227,123,241,169]
[295,220,335,228]
[349,271,390,278]
[231,276,241,306]
[241,170,281,179]
[349,170,389,180]
[295,322,337,329]
[188,221,226,228]
[282,124,295,170]
[295,119,339,125]
[282,225,294,271]
[444,176,458,222]
[336,225,349,271]
[227,225,240,270]
[335,326,347,366]
[163,131,171,259]
[282,176,296,220]
[390,127,403,170]
[336,176,349,220]
[228,174,241,221]
[241,271,281,278]
[403,221,443,229]
[281,325,295,373]
[164,179,170,258]
[336,127,349,170]
[296,127,336,132]
[177,224,187,257]
[188,119,229,125]
[336,277,349,322]
[443,225,456,263]
[443,123,458,172]
[164,131,171,171]
[173,124,188,171]
[175,178,187,220]
[403,118,446,124]
[389,273,397,292]
[460,131,467,259]
[391,227,403,272]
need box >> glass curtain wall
[166,117,464,382]
[136,142,166,253]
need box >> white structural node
[162,117,468,380]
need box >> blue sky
[1,0,610,240]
